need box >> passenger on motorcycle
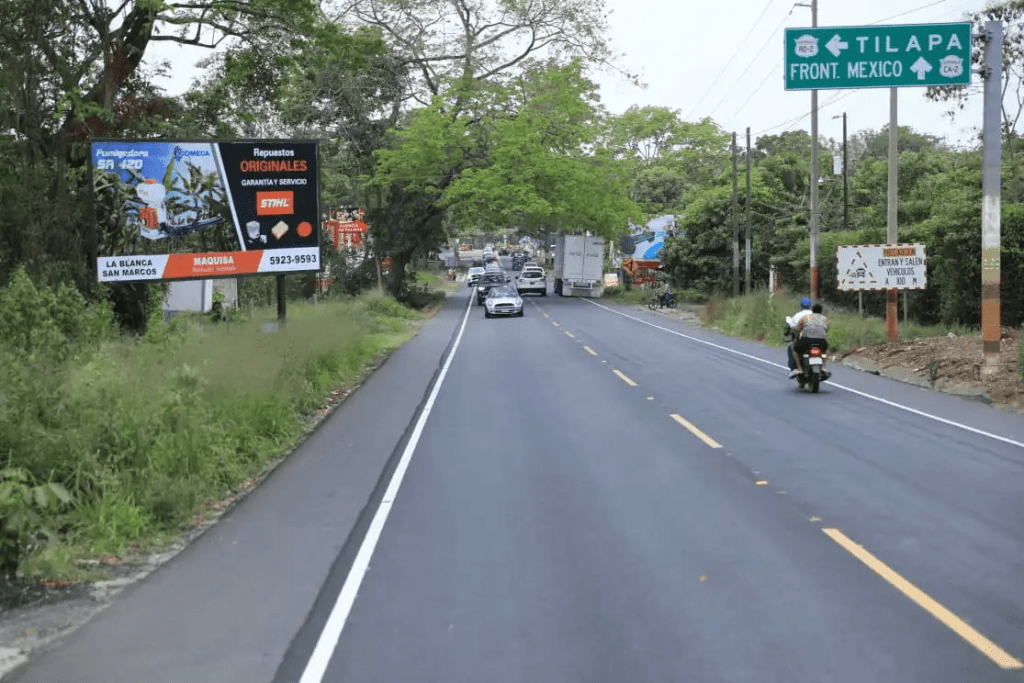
[786,298,813,378]
[791,303,830,378]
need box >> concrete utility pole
[886,88,899,341]
[745,127,752,294]
[809,0,820,302]
[732,132,739,297]
[981,20,1004,375]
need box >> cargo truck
[553,234,605,297]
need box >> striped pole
[981,21,1003,376]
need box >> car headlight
[514,298,522,306]
[478,286,485,291]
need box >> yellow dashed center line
[669,414,722,449]
[583,346,598,356]
[823,528,1023,670]
[565,331,574,338]
[551,321,560,327]
[612,369,637,387]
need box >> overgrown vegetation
[700,289,977,355]
[0,269,429,582]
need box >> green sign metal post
[784,23,971,90]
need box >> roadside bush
[3,291,426,580]
[0,468,71,580]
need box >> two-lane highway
[281,284,1023,681]
[11,264,1024,682]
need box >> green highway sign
[784,23,972,90]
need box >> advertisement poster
[620,215,675,260]
[91,139,320,283]
[325,206,368,251]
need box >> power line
[707,11,796,118]
[747,0,954,136]
[685,0,782,119]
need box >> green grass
[700,290,978,354]
[5,290,427,582]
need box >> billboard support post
[277,274,286,323]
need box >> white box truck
[553,234,605,297]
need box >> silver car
[483,285,524,318]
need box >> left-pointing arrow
[825,34,849,57]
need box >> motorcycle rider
[660,281,673,306]
[792,302,830,379]
[786,298,814,379]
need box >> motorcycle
[648,291,677,310]
[784,317,830,393]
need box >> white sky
[148,0,991,149]
[593,0,988,148]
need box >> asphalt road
[11,257,1024,682]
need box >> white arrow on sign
[910,56,933,80]
[825,35,849,57]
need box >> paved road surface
[11,258,1024,682]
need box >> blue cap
[800,297,812,308]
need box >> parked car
[475,272,509,304]
[467,266,485,286]
[516,268,547,296]
[484,286,524,318]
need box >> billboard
[620,215,675,260]
[91,139,320,283]
[325,206,368,251]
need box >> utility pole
[834,112,858,315]
[886,88,899,341]
[732,132,739,297]
[840,113,849,232]
[745,127,752,294]
[795,0,820,302]
[981,20,1004,375]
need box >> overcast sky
[592,0,987,147]
[149,0,990,149]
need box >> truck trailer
[553,234,605,297]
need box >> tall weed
[0,276,426,579]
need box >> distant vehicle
[516,268,547,296]
[553,234,605,297]
[475,272,509,304]
[467,266,485,286]
[498,248,509,256]
[522,261,539,270]
[511,254,527,270]
[484,286,524,318]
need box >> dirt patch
[638,303,1024,412]
[840,330,1024,411]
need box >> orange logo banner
[256,191,295,215]
[163,251,264,279]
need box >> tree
[327,0,622,108]
[926,0,1024,145]
[604,108,730,215]
[368,61,638,296]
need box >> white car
[466,266,485,287]
[516,268,547,296]
[484,286,524,318]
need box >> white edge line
[299,294,474,683]
[584,299,1024,450]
